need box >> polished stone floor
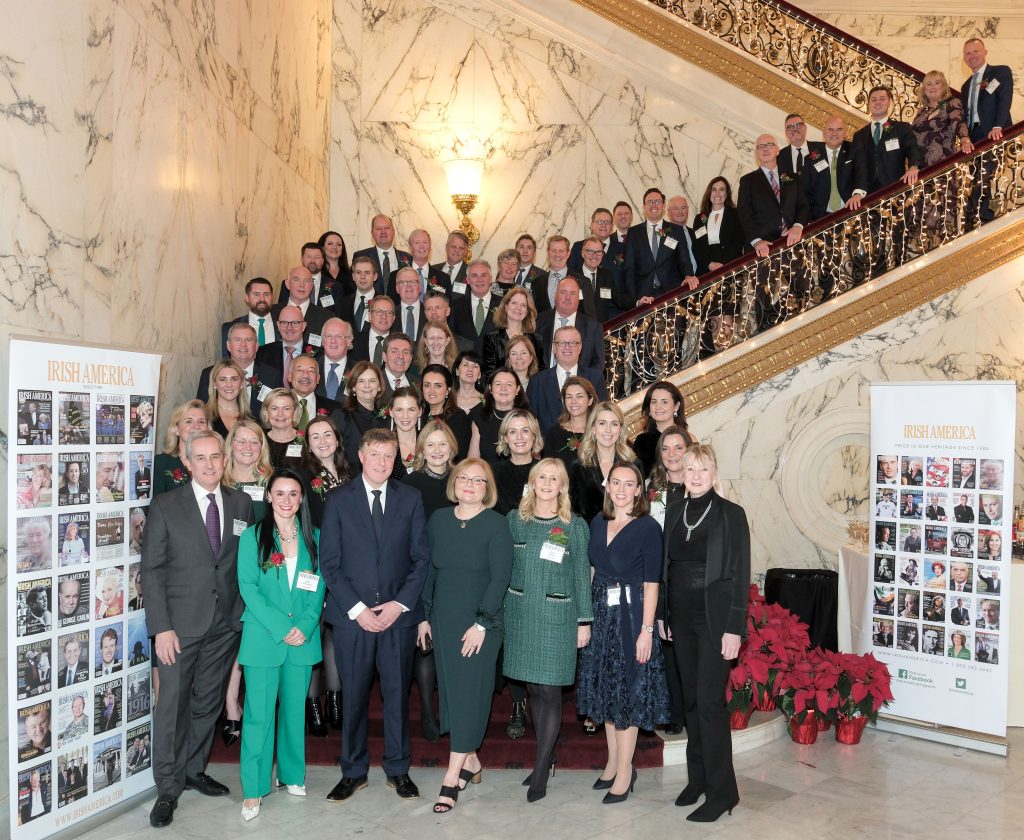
[80,725,1024,840]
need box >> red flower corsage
[317,408,329,416]
[260,551,286,575]
[310,477,326,499]
[546,526,569,547]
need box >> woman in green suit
[237,467,326,822]
[504,458,592,802]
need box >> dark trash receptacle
[764,568,839,651]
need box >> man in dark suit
[737,134,811,257]
[623,188,699,306]
[537,235,597,318]
[59,637,87,687]
[349,295,397,366]
[950,597,970,625]
[392,268,428,340]
[778,113,810,177]
[514,234,549,297]
[953,495,975,523]
[665,195,702,279]
[197,323,281,415]
[430,231,470,296]
[320,428,429,802]
[851,86,923,194]
[279,242,342,308]
[803,116,868,220]
[570,236,631,322]
[568,207,626,290]
[316,318,354,401]
[351,214,412,295]
[963,38,1013,143]
[612,201,633,246]
[220,277,276,348]
[336,255,379,334]
[526,325,607,434]
[142,430,253,827]
[424,290,474,353]
[271,266,330,344]
[255,305,309,382]
[451,261,502,354]
[386,229,449,302]
[381,333,419,398]
[535,276,604,372]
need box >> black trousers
[668,605,738,807]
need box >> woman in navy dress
[578,462,669,804]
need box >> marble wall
[690,252,1024,578]
[329,0,790,263]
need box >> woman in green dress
[418,458,514,813]
[504,458,592,802]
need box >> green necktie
[298,398,309,430]
[475,298,486,335]
[828,149,841,212]
[257,317,266,345]
[373,335,384,367]
[872,122,881,144]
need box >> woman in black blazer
[691,178,745,275]
[481,287,543,380]
[659,443,749,823]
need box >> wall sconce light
[445,158,483,258]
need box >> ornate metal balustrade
[603,124,1024,401]
[649,0,925,120]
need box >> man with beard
[221,278,276,348]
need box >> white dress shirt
[377,246,398,272]
[790,145,808,171]
[706,210,724,245]
[550,312,578,366]
[556,364,578,389]
[285,553,298,590]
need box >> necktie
[796,148,804,173]
[769,170,781,201]
[298,397,309,430]
[326,363,340,400]
[872,122,881,144]
[257,318,266,345]
[371,489,384,542]
[559,316,568,328]
[406,305,415,337]
[381,251,391,284]
[205,493,221,555]
[283,344,297,382]
[418,267,426,299]
[475,298,486,334]
[394,377,401,391]
[650,225,659,258]
[515,267,525,286]
[828,148,841,211]
[373,335,384,367]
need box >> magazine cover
[129,395,157,445]
[57,451,91,506]
[16,515,53,573]
[129,451,153,501]
[93,678,122,735]
[92,733,122,792]
[128,506,147,558]
[94,565,124,620]
[58,392,90,445]
[57,572,91,628]
[57,511,91,567]
[93,623,123,679]
[125,722,152,777]
[126,670,151,723]
[16,389,53,446]
[56,630,90,689]
[126,611,150,666]
[16,577,53,638]
[94,451,125,504]
[17,700,52,763]
[94,510,126,563]
[17,639,52,700]
[16,760,53,825]
[57,690,92,749]
[16,453,53,511]
[95,394,126,445]
[57,746,89,809]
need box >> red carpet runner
[210,688,664,771]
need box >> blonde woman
[205,360,250,437]
[912,70,972,166]
[224,420,272,516]
[492,409,543,516]
[482,287,541,379]
[261,388,301,469]
[153,399,208,495]
[416,322,459,372]
[503,458,591,802]
[570,401,636,522]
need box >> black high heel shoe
[305,698,327,738]
[601,768,637,805]
[522,756,556,802]
[221,718,241,747]
[592,775,614,791]
[674,782,706,806]
[686,799,738,822]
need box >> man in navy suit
[570,236,632,322]
[270,266,331,345]
[197,323,281,415]
[386,229,450,302]
[568,208,626,287]
[778,113,810,177]
[430,231,470,296]
[351,215,413,296]
[737,134,811,257]
[279,242,344,308]
[535,277,604,372]
[336,256,379,334]
[963,38,1014,222]
[320,429,429,802]
[221,277,276,349]
[451,261,502,354]
[526,325,606,435]
[802,116,867,221]
[851,86,923,194]
[624,188,699,307]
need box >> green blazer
[237,524,325,667]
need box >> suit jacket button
[288,613,293,618]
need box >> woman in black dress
[505,333,541,394]
[660,443,749,822]
[631,381,695,478]
[468,368,529,465]
[420,364,472,459]
[387,386,422,481]
[570,401,636,523]
[690,177,745,275]
[542,376,597,471]
[262,389,303,470]
[318,230,353,297]
[482,287,543,379]
[344,361,387,440]
[204,360,250,438]
[491,410,543,515]
[453,351,485,415]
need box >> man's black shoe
[326,776,368,801]
[387,774,420,799]
[184,773,230,796]
[149,795,177,827]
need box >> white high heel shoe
[241,798,262,821]
[285,784,306,797]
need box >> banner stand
[874,714,1009,756]
[44,788,156,840]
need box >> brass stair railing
[603,122,1024,401]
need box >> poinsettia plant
[743,587,811,707]
[831,651,894,722]
[775,647,840,724]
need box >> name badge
[452,281,467,294]
[257,384,272,402]
[599,287,611,299]
[986,78,1000,94]
[606,584,632,606]
[320,294,335,308]
[694,226,708,239]
[663,237,678,250]
[578,289,584,300]
[307,333,322,347]
[286,443,303,458]
[814,159,829,172]
[539,542,565,564]
[243,484,265,502]
[232,518,247,536]
[296,571,320,592]
[884,138,900,152]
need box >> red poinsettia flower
[311,478,324,490]
[317,408,329,416]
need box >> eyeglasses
[554,340,581,348]
[785,121,805,130]
[369,308,394,316]
[592,219,612,226]
[583,248,604,256]
[455,475,488,486]
[756,143,777,151]
[278,320,304,328]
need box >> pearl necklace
[682,496,713,541]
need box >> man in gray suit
[142,430,253,827]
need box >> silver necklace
[682,497,713,541]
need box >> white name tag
[308,333,322,347]
[257,385,272,402]
[539,542,565,563]
[243,484,265,502]
[814,159,829,172]
[286,443,303,458]
[694,226,708,239]
[986,78,1000,94]
[599,287,611,299]
[663,237,678,250]
[452,281,467,294]
[884,138,900,152]
[232,518,247,536]
[606,584,632,606]
[296,571,320,592]
[320,294,335,308]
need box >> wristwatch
[642,624,655,634]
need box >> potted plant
[774,648,835,744]
[743,590,811,711]
[831,652,894,744]
[726,660,755,729]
